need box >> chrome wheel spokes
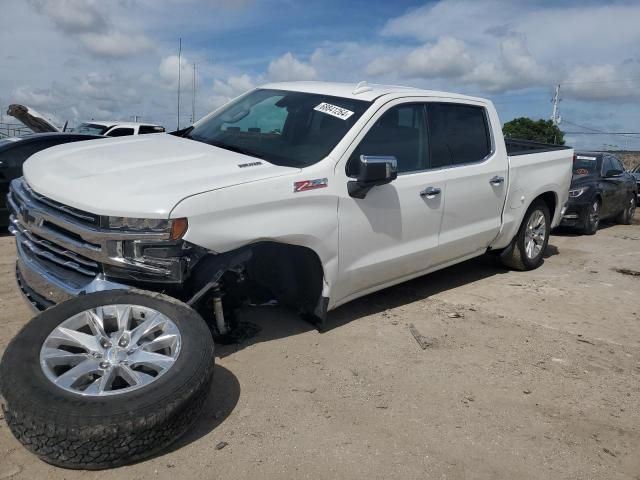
[524,210,546,260]
[40,304,181,396]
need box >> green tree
[502,117,565,145]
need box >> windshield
[573,155,599,177]
[187,89,371,167]
[76,123,109,135]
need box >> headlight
[108,216,169,231]
[107,216,188,240]
[569,187,589,198]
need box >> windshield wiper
[208,141,265,160]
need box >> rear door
[427,101,508,265]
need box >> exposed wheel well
[244,242,325,312]
[537,191,557,220]
[189,241,325,319]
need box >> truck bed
[505,138,572,156]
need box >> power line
[562,119,640,136]
[562,119,607,133]
[561,77,640,85]
[563,132,640,135]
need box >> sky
[1,0,640,150]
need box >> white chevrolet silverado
[2,81,574,469]
[8,81,573,331]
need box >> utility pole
[177,37,182,130]
[551,84,562,126]
[192,63,196,124]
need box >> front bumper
[7,177,197,311]
[15,239,130,311]
[560,201,589,228]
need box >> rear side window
[611,156,624,172]
[107,128,134,137]
[139,125,165,134]
[428,103,491,168]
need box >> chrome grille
[13,221,99,276]
[8,178,103,278]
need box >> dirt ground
[0,221,639,480]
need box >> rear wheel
[615,195,636,225]
[0,290,215,470]
[583,199,600,235]
[500,199,550,271]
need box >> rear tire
[615,195,636,225]
[500,200,550,271]
[0,290,215,470]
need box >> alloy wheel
[589,201,600,230]
[39,304,182,396]
[524,209,547,260]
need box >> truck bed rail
[506,138,572,156]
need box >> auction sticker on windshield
[314,103,354,120]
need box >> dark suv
[561,152,637,234]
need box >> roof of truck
[81,121,162,128]
[260,81,488,103]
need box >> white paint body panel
[22,82,573,311]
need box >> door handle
[420,186,441,199]
[489,175,505,186]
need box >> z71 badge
[294,178,328,192]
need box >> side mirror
[348,155,398,199]
[605,169,623,178]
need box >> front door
[334,101,445,305]
[600,155,624,217]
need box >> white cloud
[27,0,152,57]
[461,34,552,92]
[212,74,255,98]
[205,74,256,110]
[78,31,152,58]
[28,0,107,33]
[158,55,194,89]
[267,52,317,82]
[366,36,473,79]
[562,65,640,102]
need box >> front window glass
[187,89,371,168]
[76,123,109,135]
[573,155,599,177]
[347,103,427,175]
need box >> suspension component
[211,283,228,335]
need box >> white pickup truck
[8,81,573,332]
[3,81,574,469]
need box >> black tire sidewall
[0,289,214,427]
[516,201,550,269]
[584,200,600,235]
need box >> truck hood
[23,133,298,217]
